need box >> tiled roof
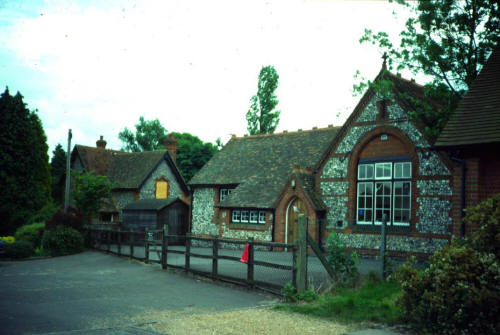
[190,127,340,208]
[122,198,184,211]
[435,45,500,147]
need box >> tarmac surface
[0,251,273,335]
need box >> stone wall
[417,180,452,196]
[191,188,218,235]
[416,197,452,234]
[323,196,348,229]
[221,223,272,241]
[139,160,183,199]
[112,191,135,220]
[322,157,348,178]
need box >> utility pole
[64,129,72,213]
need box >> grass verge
[276,280,402,324]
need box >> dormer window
[220,188,233,201]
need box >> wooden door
[287,198,307,243]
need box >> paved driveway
[0,251,273,335]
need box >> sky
[0,0,415,155]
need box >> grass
[276,279,403,325]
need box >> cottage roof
[189,127,340,208]
[122,198,185,211]
[72,145,188,193]
[435,45,500,147]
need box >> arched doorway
[285,197,307,244]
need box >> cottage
[435,44,500,235]
[70,134,190,222]
[190,61,460,256]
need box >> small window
[394,162,411,179]
[232,210,241,223]
[375,162,392,179]
[249,211,258,223]
[358,164,374,180]
[258,211,266,223]
[220,188,233,201]
[241,211,249,223]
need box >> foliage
[464,193,500,259]
[246,65,281,135]
[171,132,218,182]
[0,236,15,244]
[28,202,59,226]
[5,240,34,259]
[14,222,45,248]
[50,144,67,205]
[325,232,360,285]
[118,116,167,152]
[41,226,84,257]
[277,279,402,324]
[0,88,51,235]
[281,282,319,303]
[72,170,112,222]
[117,116,218,182]
[45,208,85,231]
[357,0,500,141]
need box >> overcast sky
[0,0,414,155]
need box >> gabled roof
[190,127,340,208]
[435,45,500,147]
[72,145,189,194]
[122,198,186,211]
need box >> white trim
[249,211,258,223]
[258,211,266,223]
[232,210,241,223]
[375,162,392,180]
[392,181,411,226]
[284,198,296,245]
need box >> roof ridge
[231,125,341,139]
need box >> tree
[246,65,281,135]
[0,88,51,235]
[72,170,112,223]
[50,144,67,205]
[118,116,167,151]
[357,0,500,140]
[118,117,218,182]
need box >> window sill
[229,223,266,230]
[352,224,411,234]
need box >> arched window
[155,179,169,199]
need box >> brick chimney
[96,136,107,149]
[163,134,178,163]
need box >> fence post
[211,235,218,279]
[295,214,307,294]
[185,233,191,272]
[117,228,121,255]
[380,213,387,279]
[247,237,254,288]
[162,224,168,270]
[130,231,134,259]
[107,229,111,253]
[145,228,151,264]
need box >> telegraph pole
[64,129,72,213]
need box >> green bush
[14,222,45,248]
[41,226,84,257]
[5,240,34,259]
[325,232,360,285]
[394,194,500,335]
[45,208,85,231]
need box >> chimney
[96,136,107,149]
[163,134,178,163]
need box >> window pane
[366,183,373,195]
[358,165,365,179]
[366,165,374,179]
[259,211,266,223]
[366,197,372,208]
[375,163,392,179]
[232,210,240,222]
[403,162,411,178]
[241,211,249,222]
[250,211,258,222]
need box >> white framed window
[375,162,392,179]
[249,211,258,223]
[258,211,266,223]
[232,210,241,223]
[220,188,233,201]
[240,211,249,223]
[356,160,411,227]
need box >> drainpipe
[450,156,466,237]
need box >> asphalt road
[0,251,273,335]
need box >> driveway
[0,251,274,335]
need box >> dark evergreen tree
[50,144,67,205]
[0,88,51,235]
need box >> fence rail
[88,225,298,295]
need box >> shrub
[5,240,34,259]
[45,208,85,231]
[0,236,15,244]
[41,226,84,257]
[28,202,59,225]
[281,282,319,303]
[14,222,45,248]
[325,232,360,285]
